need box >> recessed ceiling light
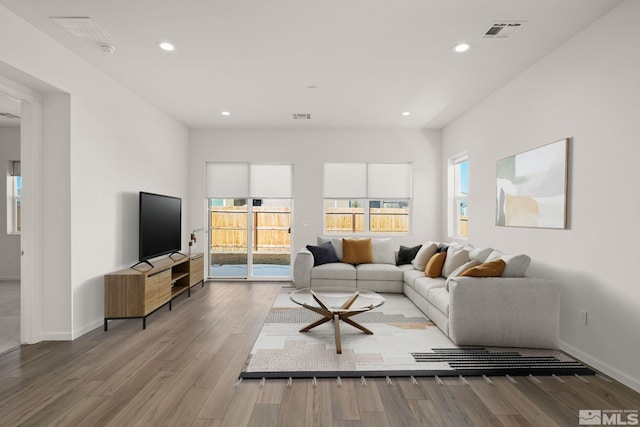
[98,43,115,54]
[401,112,411,116]
[453,43,471,53]
[158,41,176,52]
[221,111,230,116]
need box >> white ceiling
[0,0,623,129]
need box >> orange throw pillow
[342,238,373,265]
[460,259,506,277]
[425,252,447,278]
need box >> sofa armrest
[293,248,313,288]
[448,277,560,349]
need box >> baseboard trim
[40,331,73,341]
[73,319,104,339]
[560,340,640,393]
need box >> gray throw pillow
[397,244,422,265]
[306,242,340,266]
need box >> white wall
[442,0,640,391]
[0,6,189,339]
[0,126,20,280]
[188,129,442,258]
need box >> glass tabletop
[290,287,385,311]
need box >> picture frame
[496,138,569,229]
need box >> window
[7,161,21,234]
[323,163,411,234]
[449,154,468,238]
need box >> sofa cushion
[412,242,438,271]
[397,264,415,273]
[371,238,396,265]
[442,248,469,278]
[317,237,343,260]
[403,268,426,288]
[425,252,446,278]
[396,244,422,266]
[414,276,446,299]
[427,287,450,316]
[310,262,356,280]
[485,250,531,277]
[461,259,506,277]
[306,242,340,266]
[356,264,403,281]
[342,238,373,265]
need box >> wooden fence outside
[325,207,409,233]
[210,206,291,254]
[210,206,410,255]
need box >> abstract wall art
[496,138,569,229]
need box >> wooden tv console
[103,253,204,330]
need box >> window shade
[323,163,367,198]
[368,163,412,198]
[206,163,292,198]
[206,163,249,198]
[250,164,292,198]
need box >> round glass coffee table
[290,287,385,354]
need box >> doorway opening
[0,93,21,354]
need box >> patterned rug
[240,291,594,379]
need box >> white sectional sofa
[293,237,560,349]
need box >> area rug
[240,291,594,379]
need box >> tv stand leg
[142,317,146,329]
[104,319,108,331]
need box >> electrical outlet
[303,220,310,227]
[579,309,588,325]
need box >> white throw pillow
[484,250,504,262]
[411,242,438,271]
[442,247,469,278]
[484,249,530,277]
[468,247,493,263]
[371,238,396,265]
[502,253,531,277]
[445,259,481,290]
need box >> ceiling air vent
[292,113,311,120]
[483,22,524,38]
[0,112,20,119]
[50,17,112,38]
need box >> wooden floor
[0,283,638,426]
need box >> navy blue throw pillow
[396,244,422,266]
[306,242,340,266]
[436,244,449,253]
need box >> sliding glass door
[209,198,291,279]
[207,163,293,280]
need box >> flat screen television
[139,191,182,262]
